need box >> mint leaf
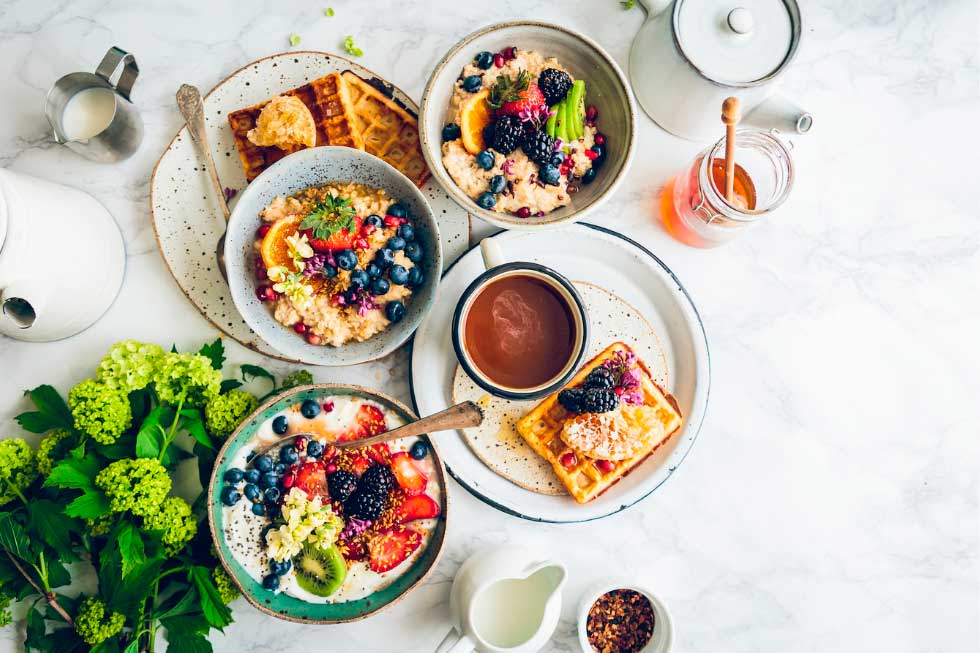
[116,523,146,577]
[44,455,100,490]
[188,566,232,630]
[27,500,78,561]
[196,339,225,371]
[63,488,110,519]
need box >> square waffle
[227,72,363,182]
[515,342,683,504]
[341,71,430,187]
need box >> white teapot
[0,168,125,341]
[629,0,812,141]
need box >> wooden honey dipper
[721,97,740,203]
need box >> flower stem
[158,395,186,461]
[3,550,73,626]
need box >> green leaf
[25,607,46,652]
[41,627,87,653]
[116,523,146,577]
[14,411,66,433]
[63,488,111,519]
[27,500,79,561]
[128,388,151,422]
[99,547,163,618]
[46,560,71,589]
[44,455,100,490]
[240,364,274,383]
[197,339,225,371]
[0,512,35,562]
[161,444,193,469]
[188,566,232,630]
[219,379,243,393]
[193,441,217,490]
[164,615,213,653]
[136,405,171,459]
[180,409,212,450]
[25,385,73,425]
[155,585,200,621]
[171,344,179,353]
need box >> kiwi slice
[545,104,559,138]
[555,100,569,144]
[567,80,586,141]
[293,543,347,597]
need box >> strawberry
[292,461,328,498]
[340,537,368,561]
[304,215,363,252]
[394,494,440,523]
[367,527,422,573]
[339,404,388,441]
[365,442,391,465]
[389,452,427,496]
[345,453,372,477]
[497,82,546,118]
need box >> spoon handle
[334,401,484,450]
[176,83,231,221]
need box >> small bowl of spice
[577,582,673,653]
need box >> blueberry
[270,558,292,576]
[407,266,425,288]
[374,248,395,269]
[264,486,281,502]
[387,203,407,219]
[224,468,244,484]
[462,75,483,92]
[244,469,260,484]
[474,51,494,69]
[386,300,406,323]
[300,399,321,419]
[370,277,390,296]
[582,168,598,185]
[345,288,360,304]
[591,144,605,160]
[306,441,324,458]
[271,416,288,435]
[243,483,261,501]
[246,450,256,462]
[254,454,274,471]
[489,174,507,194]
[259,472,279,489]
[220,486,241,506]
[349,269,370,288]
[366,263,382,278]
[388,264,409,286]
[279,445,299,465]
[265,502,281,519]
[476,192,497,209]
[397,224,415,241]
[322,263,338,279]
[260,523,276,540]
[404,242,423,263]
[550,152,564,166]
[475,150,495,170]
[251,502,266,516]
[365,214,383,228]
[262,574,280,591]
[387,236,406,251]
[335,249,357,271]
[410,441,428,460]
[539,164,561,186]
[442,123,461,141]
[274,462,287,475]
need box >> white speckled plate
[411,224,710,523]
[150,51,470,361]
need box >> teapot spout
[1,282,45,329]
[524,561,567,598]
[743,94,813,135]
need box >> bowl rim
[224,145,443,366]
[418,20,637,232]
[576,580,674,653]
[206,382,450,624]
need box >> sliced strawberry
[389,452,427,496]
[340,404,388,441]
[345,453,372,477]
[340,537,367,561]
[367,527,422,573]
[365,442,391,465]
[292,461,328,498]
[394,494,440,523]
[304,215,363,252]
[497,82,546,118]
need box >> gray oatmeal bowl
[419,21,636,231]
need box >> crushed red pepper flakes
[586,589,655,653]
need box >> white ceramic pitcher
[629,0,812,141]
[436,545,567,653]
[0,168,125,341]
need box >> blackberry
[538,68,572,106]
[359,464,394,496]
[521,129,555,166]
[327,470,358,503]
[491,115,523,154]
[558,388,585,413]
[581,388,620,413]
[344,490,385,521]
[584,367,616,391]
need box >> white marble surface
[1,1,978,651]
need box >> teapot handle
[637,0,673,19]
[742,94,813,135]
[435,628,475,653]
[95,46,140,101]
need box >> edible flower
[265,487,344,561]
[602,350,643,405]
[272,271,314,310]
[286,232,314,269]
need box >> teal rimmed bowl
[206,384,449,624]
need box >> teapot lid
[675,0,800,86]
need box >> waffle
[515,342,683,504]
[227,72,363,182]
[341,71,430,187]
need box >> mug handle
[95,46,139,101]
[435,628,475,653]
[480,238,505,270]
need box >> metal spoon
[247,401,484,465]
[176,83,231,280]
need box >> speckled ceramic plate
[207,384,448,623]
[411,224,710,523]
[151,51,470,362]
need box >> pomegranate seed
[559,164,571,176]
[294,436,308,451]
[331,293,346,306]
[354,237,369,250]
[559,452,577,469]
[326,463,338,474]
[503,46,517,60]
[256,285,275,301]
[323,401,334,413]
[493,54,504,68]
[256,224,271,239]
[255,267,267,281]
[567,184,578,194]
[384,215,407,227]
[516,207,531,219]
[584,149,599,160]
[306,333,322,345]
[613,387,624,396]
[585,105,598,121]
[293,322,307,334]
[595,459,615,473]
[594,133,606,146]
[282,474,296,488]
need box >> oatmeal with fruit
[440,46,608,218]
[253,182,426,347]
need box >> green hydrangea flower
[154,353,222,407]
[97,340,165,391]
[212,566,240,604]
[280,369,313,390]
[68,379,133,445]
[141,496,197,554]
[0,593,12,628]
[0,438,37,506]
[36,428,74,476]
[204,390,258,438]
[74,596,124,645]
[95,458,171,517]
[85,515,114,537]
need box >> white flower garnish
[264,488,343,562]
[266,265,289,283]
[286,232,314,269]
[272,272,314,309]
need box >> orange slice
[260,214,304,271]
[460,88,492,155]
